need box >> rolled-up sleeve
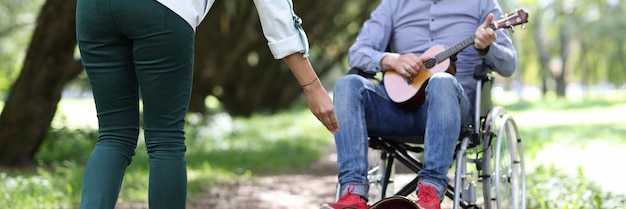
[253,0,309,59]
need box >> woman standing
[76,0,338,208]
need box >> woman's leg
[77,0,140,207]
[125,1,195,208]
[77,0,194,208]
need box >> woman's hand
[302,81,339,133]
[282,53,339,133]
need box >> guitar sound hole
[405,76,413,84]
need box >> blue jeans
[333,73,471,199]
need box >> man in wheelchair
[320,0,517,209]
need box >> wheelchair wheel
[367,148,396,203]
[481,107,526,209]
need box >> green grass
[527,165,626,209]
[1,93,626,208]
[496,94,626,205]
[0,161,83,209]
[184,110,333,175]
[0,102,333,208]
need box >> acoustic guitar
[383,9,529,110]
[369,196,419,209]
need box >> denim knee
[334,74,370,94]
[426,73,457,93]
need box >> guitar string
[431,23,499,66]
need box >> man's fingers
[482,13,494,28]
[475,13,496,49]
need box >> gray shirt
[348,0,517,101]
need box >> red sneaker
[415,183,441,209]
[320,187,369,209]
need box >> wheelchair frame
[337,66,527,209]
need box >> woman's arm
[252,0,339,133]
[283,53,339,133]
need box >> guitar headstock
[495,9,529,31]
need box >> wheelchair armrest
[348,67,381,83]
[473,62,494,82]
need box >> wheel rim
[482,107,526,209]
[494,125,512,208]
[493,115,523,209]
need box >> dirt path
[119,146,437,209]
[117,146,342,209]
[188,145,342,209]
[184,146,430,209]
[116,148,463,209]
[190,174,339,209]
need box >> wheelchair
[337,64,526,209]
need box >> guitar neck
[434,24,498,63]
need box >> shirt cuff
[371,52,388,72]
[267,34,306,59]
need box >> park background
[0,0,625,208]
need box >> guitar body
[369,196,419,209]
[383,45,451,110]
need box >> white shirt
[156,0,309,59]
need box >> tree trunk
[0,0,82,167]
[555,23,572,97]
[531,10,552,97]
[190,1,378,116]
[0,0,378,167]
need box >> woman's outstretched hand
[282,53,339,134]
[303,81,339,133]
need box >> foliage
[0,0,44,96]
[511,0,626,95]
[189,0,379,116]
[0,1,44,81]
[184,109,332,175]
[0,103,331,208]
[527,165,626,209]
[35,126,97,164]
[0,162,82,209]
[497,95,626,208]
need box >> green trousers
[76,0,194,208]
